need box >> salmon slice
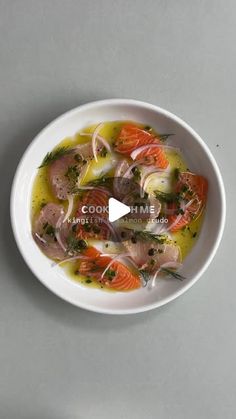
[168,172,208,232]
[114,124,158,154]
[77,187,110,215]
[179,172,208,203]
[79,247,141,291]
[133,145,169,169]
[76,188,111,240]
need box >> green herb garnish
[43,223,55,237]
[40,201,47,209]
[83,223,92,232]
[139,269,149,286]
[67,237,87,253]
[105,269,116,280]
[173,168,180,180]
[148,248,157,256]
[181,184,189,193]
[131,166,141,180]
[65,165,80,184]
[161,267,185,281]
[39,146,71,168]
[88,176,113,187]
[74,153,82,163]
[93,225,101,234]
[176,208,184,215]
[100,147,108,157]
[133,230,167,244]
[72,176,113,194]
[154,190,180,203]
[159,134,175,142]
[72,224,77,233]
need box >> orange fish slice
[132,144,169,169]
[79,247,141,291]
[168,172,208,232]
[76,188,110,240]
[77,187,110,217]
[114,124,157,154]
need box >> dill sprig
[72,176,113,194]
[65,165,80,185]
[87,176,113,187]
[158,133,175,142]
[139,269,149,286]
[67,237,87,254]
[139,266,185,285]
[161,267,185,281]
[134,230,167,244]
[39,146,71,168]
[154,190,180,203]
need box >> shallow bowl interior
[11,99,226,314]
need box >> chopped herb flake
[161,267,185,281]
[39,147,71,168]
[67,237,87,253]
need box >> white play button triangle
[108,198,130,222]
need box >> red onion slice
[35,233,47,244]
[166,213,183,232]
[91,123,105,162]
[160,261,183,270]
[80,132,112,154]
[55,213,67,252]
[53,255,91,266]
[162,202,176,216]
[130,143,179,160]
[184,198,195,210]
[122,159,146,179]
[151,222,168,235]
[114,160,129,178]
[95,217,119,241]
[100,253,137,279]
[150,261,183,287]
[76,162,90,187]
[140,170,170,197]
[113,160,130,197]
[175,197,202,220]
[63,195,74,223]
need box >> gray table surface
[0,1,234,418]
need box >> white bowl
[10,99,226,314]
